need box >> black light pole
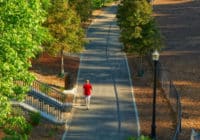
[151,50,159,140]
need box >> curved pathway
[63,3,140,140]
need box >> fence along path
[158,63,182,140]
[12,80,76,124]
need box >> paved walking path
[63,3,140,140]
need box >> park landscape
[0,0,200,139]
[30,0,200,139]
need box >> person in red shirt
[83,80,92,109]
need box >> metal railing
[31,80,74,103]
[190,129,200,140]
[158,62,182,140]
[14,80,76,123]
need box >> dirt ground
[31,53,80,89]
[153,0,200,139]
[128,55,175,140]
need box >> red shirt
[83,83,92,96]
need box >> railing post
[179,96,182,133]
[22,80,76,123]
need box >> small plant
[3,116,32,140]
[127,135,152,140]
[30,112,41,126]
[58,73,65,78]
[48,129,55,137]
[2,134,28,140]
[11,107,24,117]
[92,0,104,8]
[39,84,50,94]
[60,86,65,92]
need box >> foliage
[117,0,163,56]
[43,0,85,75]
[105,0,117,2]
[39,83,50,94]
[92,0,117,8]
[69,0,93,22]
[127,135,152,140]
[0,97,11,125]
[0,0,50,138]
[2,134,28,140]
[10,106,24,116]
[40,0,51,11]
[44,1,85,54]
[68,0,117,22]
[30,112,41,126]
[92,0,105,8]
[3,116,32,139]
[47,128,56,137]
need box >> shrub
[2,134,28,140]
[92,0,104,8]
[69,0,93,22]
[117,0,163,54]
[30,112,41,126]
[39,84,50,94]
[127,135,152,140]
[3,116,32,140]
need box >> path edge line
[124,54,141,137]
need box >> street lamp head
[152,50,159,61]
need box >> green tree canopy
[92,0,105,8]
[69,0,93,22]
[0,0,50,137]
[44,0,85,75]
[117,0,163,55]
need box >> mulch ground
[153,0,200,139]
[128,55,174,140]
[31,53,80,89]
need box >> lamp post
[151,50,159,140]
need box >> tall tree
[117,0,163,75]
[0,0,50,138]
[92,0,105,8]
[44,0,85,76]
[69,0,93,22]
[117,0,162,54]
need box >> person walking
[83,80,92,109]
[83,80,92,110]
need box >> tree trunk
[138,55,144,77]
[61,49,65,76]
[139,55,143,71]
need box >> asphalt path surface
[63,3,140,140]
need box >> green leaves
[0,96,11,124]
[0,0,50,138]
[92,0,104,8]
[44,1,85,55]
[69,0,92,22]
[127,135,152,140]
[117,0,163,55]
[3,116,32,139]
[42,1,85,75]
[0,0,49,89]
